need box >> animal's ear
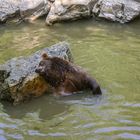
[42,53,48,60]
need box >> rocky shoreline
[0,42,72,104]
[0,0,140,25]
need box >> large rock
[0,0,51,23]
[0,0,20,23]
[92,0,140,23]
[0,0,140,24]
[19,0,50,22]
[45,0,140,25]
[45,0,97,25]
[0,42,72,104]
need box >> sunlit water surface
[0,19,140,140]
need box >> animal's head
[36,52,67,87]
[35,53,51,75]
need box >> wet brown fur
[35,53,102,95]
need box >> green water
[0,19,140,140]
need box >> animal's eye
[39,61,44,66]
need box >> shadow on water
[1,92,103,120]
[1,94,69,120]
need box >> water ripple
[118,133,140,140]
[0,123,17,129]
[95,126,140,133]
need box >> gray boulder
[45,0,96,25]
[0,0,140,24]
[92,0,140,23]
[0,42,72,104]
[0,0,20,23]
[45,0,140,25]
[19,0,50,22]
[0,0,51,23]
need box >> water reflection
[1,92,103,120]
[1,95,69,120]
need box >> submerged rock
[0,42,72,104]
[92,0,140,23]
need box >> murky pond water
[0,19,140,140]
